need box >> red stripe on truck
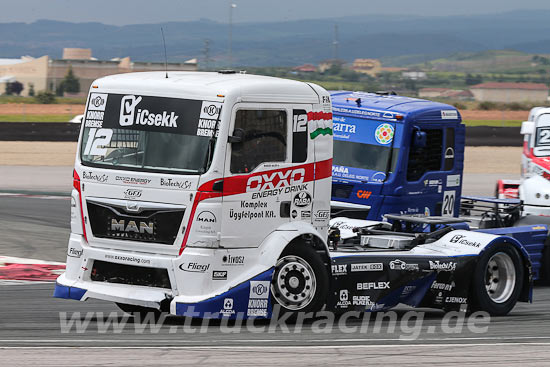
[178,158,332,254]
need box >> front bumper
[54,234,274,318]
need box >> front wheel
[470,244,524,316]
[271,244,329,314]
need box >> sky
[3,0,550,25]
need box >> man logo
[197,211,216,223]
[119,95,142,126]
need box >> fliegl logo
[246,168,306,192]
[119,95,179,128]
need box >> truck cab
[515,107,550,215]
[330,91,465,220]
[55,71,333,316]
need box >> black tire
[116,302,162,320]
[470,243,524,316]
[271,243,329,315]
[539,243,550,285]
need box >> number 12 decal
[84,128,113,156]
[442,190,455,216]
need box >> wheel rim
[271,255,317,311]
[485,252,516,303]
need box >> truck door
[220,104,314,248]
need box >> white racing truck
[55,72,536,318]
[497,107,550,216]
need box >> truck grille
[87,201,184,245]
[91,260,171,289]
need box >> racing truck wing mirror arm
[228,128,245,143]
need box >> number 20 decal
[83,128,113,156]
[442,190,455,216]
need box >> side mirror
[228,128,245,143]
[520,121,535,135]
[412,130,427,148]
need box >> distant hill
[3,10,550,66]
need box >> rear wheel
[271,244,329,314]
[470,244,524,316]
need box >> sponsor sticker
[331,264,347,275]
[293,191,312,207]
[429,260,457,271]
[178,262,210,273]
[350,263,383,272]
[222,254,245,266]
[389,259,419,271]
[336,289,351,308]
[374,123,394,145]
[220,298,235,317]
[357,281,390,290]
[441,110,458,119]
[212,270,227,280]
[247,281,270,317]
[449,234,481,248]
[446,174,461,188]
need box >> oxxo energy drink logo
[119,95,179,128]
[375,123,394,145]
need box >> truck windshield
[333,140,398,180]
[80,93,222,174]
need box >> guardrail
[0,122,523,146]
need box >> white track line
[1,342,550,349]
[1,336,550,344]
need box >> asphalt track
[2,174,550,365]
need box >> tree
[5,81,24,95]
[28,83,35,97]
[34,91,56,104]
[58,66,80,95]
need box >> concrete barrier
[0,122,80,141]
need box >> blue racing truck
[330,91,549,281]
[331,91,464,219]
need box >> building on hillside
[352,59,382,76]
[470,82,549,103]
[402,71,427,80]
[419,88,473,100]
[318,59,346,73]
[419,88,449,98]
[292,64,317,73]
[0,48,198,96]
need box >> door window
[230,110,287,173]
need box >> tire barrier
[0,122,522,146]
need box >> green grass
[0,114,74,122]
[0,96,87,104]
[462,119,522,127]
